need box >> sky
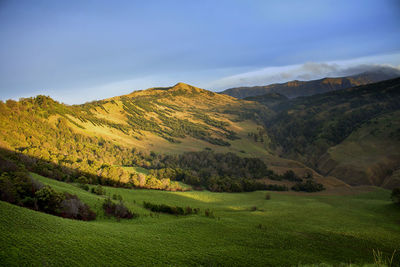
[0,0,399,104]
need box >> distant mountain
[219,66,400,99]
[263,77,400,188]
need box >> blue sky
[0,0,399,104]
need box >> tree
[391,188,400,205]
[35,186,65,214]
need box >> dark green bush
[391,188,400,205]
[292,180,325,192]
[35,186,65,214]
[103,198,137,219]
[91,185,105,195]
[78,183,89,191]
[143,201,198,215]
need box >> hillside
[317,110,400,188]
[262,78,400,187]
[78,82,272,151]
[244,92,288,109]
[1,82,338,192]
[220,67,400,99]
[1,172,399,266]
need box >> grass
[0,173,399,266]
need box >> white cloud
[203,52,400,90]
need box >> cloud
[203,53,400,90]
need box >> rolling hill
[1,172,399,266]
[220,67,400,99]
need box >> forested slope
[258,78,400,187]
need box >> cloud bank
[204,60,400,91]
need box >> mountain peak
[168,82,204,94]
[173,82,191,87]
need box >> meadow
[1,173,399,266]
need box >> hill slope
[2,82,336,191]
[263,78,400,187]
[220,67,400,99]
[1,173,399,266]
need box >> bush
[143,201,198,215]
[91,185,105,195]
[21,196,38,210]
[292,180,325,192]
[60,193,96,221]
[35,186,65,214]
[282,170,302,182]
[391,188,400,205]
[265,193,271,200]
[0,167,96,220]
[78,183,89,191]
[103,198,136,219]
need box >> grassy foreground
[0,173,399,266]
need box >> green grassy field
[1,173,399,266]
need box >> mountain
[3,78,399,191]
[1,82,337,193]
[262,77,400,188]
[219,66,400,99]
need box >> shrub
[21,196,38,210]
[60,193,96,221]
[35,186,65,214]
[282,170,302,182]
[143,201,198,216]
[78,183,89,191]
[265,193,271,200]
[264,184,288,191]
[103,198,136,219]
[91,185,105,195]
[0,172,19,203]
[391,188,400,205]
[291,180,325,192]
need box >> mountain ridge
[219,66,400,99]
